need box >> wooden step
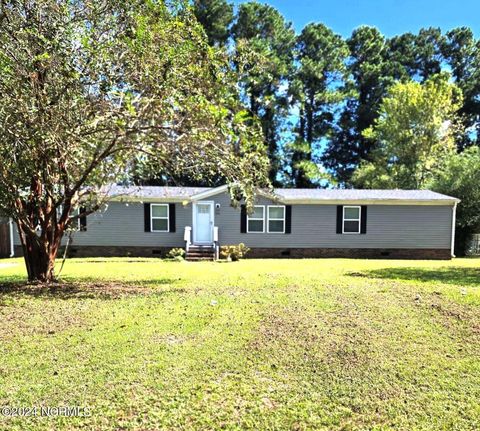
[186,245,215,261]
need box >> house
[5,185,459,260]
[0,217,14,259]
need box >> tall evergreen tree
[322,26,451,186]
[322,26,393,185]
[192,0,234,47]
[232,2,296,184]
[289,23,349,187]
[442,27,480,149]
[413,27,444,80]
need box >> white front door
[194,202,214,244]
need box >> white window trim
[247,205,265,233]
[56,205,82,230]
[267,205,285,234]
[151,203,169,232]
[342,205,361,234]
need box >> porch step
[186,245,215,262]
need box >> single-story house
[3,185,459,260]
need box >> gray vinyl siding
[14,202,192,248]
[12,192,453,249]
[212,192,452,249]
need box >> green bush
[166,247,185,261]
[220,243,250,261]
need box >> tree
[412,27,444,80]
[322,26,456,186]
[0,0,269,282]
[353,74,463,189]
[192,0,234,47]
[442,27,480,149]
[322,26,393,185]
[430,146,480,255]
[289,23,349,187]
[232,2,296,184]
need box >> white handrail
[213,226,220,260]
[184,226,192,251]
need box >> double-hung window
[151,204,169,232]
[343,206,361,234]
[56,205,82,230]
[267,206,285,233]
[247,206,265,233]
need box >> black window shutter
[144,203,151,232]
[285,205,292,234]
[79,206,87,231]
[361,206,367,234]
[240,204,247,233]
[336,205,343,234]
[169,203,176,233]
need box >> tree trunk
[17,222,61,283]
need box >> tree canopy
[0,0,268,281]
[430,146,480,254]
[353,74,463,189]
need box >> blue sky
[234,0,479,38]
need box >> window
[247,205,265,233]
[151,204,169,232]
[267,205,285,233]
[343,206,361,234]
[56,205,82,230]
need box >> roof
[273,189,459,202]
[105,185,210,201]
[105,185,459,205]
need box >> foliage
[322,26,394,184]
[288,23,349,187]
[192,0,234,47]
[353,74,463,189]
[0,0,269,281]
[0,257,479,430]
[321,25,480,186]
[232,2,296,184]
[429,146,480,254]
[165,247,186,260]
[219,243,250,261]
[441,27,480,149]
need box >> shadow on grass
[0,277,183,300]
[348,266,480,287]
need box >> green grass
[0,257,479,430]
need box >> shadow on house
[349,266,480,287]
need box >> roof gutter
[8,217,14,258]
[451,202,457,258]
[279,199,460,206]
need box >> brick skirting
[12,245,451,260]
[245,248,452,260]
[13,245,172,258]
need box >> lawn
[0,257,479,431]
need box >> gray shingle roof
[273,189,459,202]
[105,185,459,203]
[105,185,210,200]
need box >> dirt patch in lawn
[0,303,88,340]
[0,280,176,300]
[249,302,378,374]
[0,281,184,340]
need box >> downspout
[8,217,14,257]
[450,202,457,258]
